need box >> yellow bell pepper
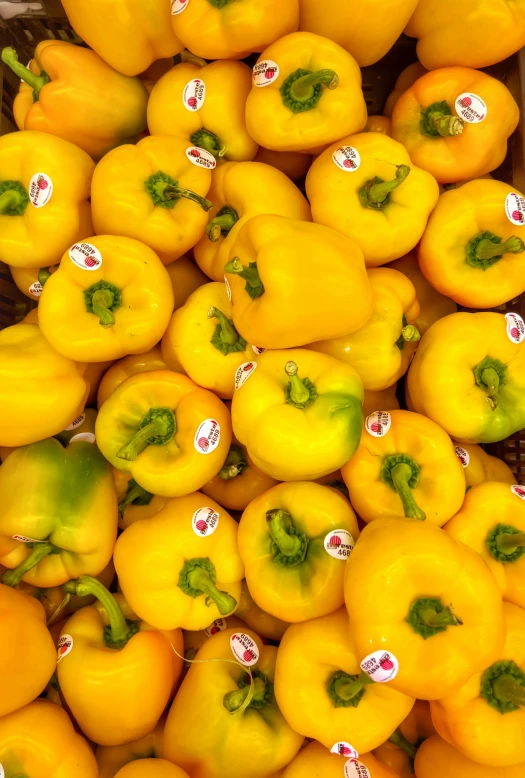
[383,62,427,118]
[419,180,525,308]
[162,282,256,399]
[281,740,399,778]
[308,268,421,390]
[374,700,435,778]
[345,518,505,699]
[415,734,525,778]
[91,135,213,265]
[407,312,525,443]
[3,41,149,161]
[306,132,439,266]
[116,479,167,532]
[114,493,244,630]
[183,614,247,662]
[239,482,359,622]
[363,385,400,417]
[33,559,115,626]
[365,115,392,135]
[39,235,174,363]
[225,215,373,348]
[245,32,367,152]
[0,699,99,778]
[0,130,94,269]
[389,251,457,335]
[54,407,97,446]
[342,409,465,526]
[171,0,298,60]
[193,160,311,282]
[391,67,520,183]
[405,0,525,70]
[10,263,57,300]
[83,362,113,406]
[232,349,364,480]
[431,602,525,767]
[115,761,190,778]
[453,443,514,489]
[148,61,257,162]
[235,580,289,640]
[163,627,303,778]
[97,347,169,408]
[0,320,88,446]
[253,148,313,182]
[61,0,183,76]
[96,715,166,778]
[96,370,231,496]
[166,256,208,311]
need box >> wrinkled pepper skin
[391,67,519,183]
[238,482,359,622]
[163,628,304,778]
[97,347,169,408]
[374,700,435,778]
[246,32,367,153]
[454,443,514,489]
[5,40,149,160]
[415,734,525,778]
[384,62,427,117]
[275,609,414,751]
[193,161,311,282]
[96,715,166,778]
[0,438,117,588]
[282,740,399,777]
[115,761,190,778]
[345,519,505,700]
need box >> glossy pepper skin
[194,160,311,281]
[366,115,392,134]
[345,518,505,700]
[39,235,174,363]
[0,700,99,778]
[114,472,167,531]
[342,410,465,527]
[0,321,88,446]
[4,41,149,160]
[282,741,398,778]
[61,0,183,76]
[171,0,298,60]
[164,628,303,778]
[374,700,435,778]
[235,580,289,640]
[418,180,525,308]
[384,62,427,117]
[167,256,208,311]
[391,67,519,183]
[115,761,190,778]
[114,493,244,630]
[10,263,56,300]
[455,443,514,489]
[225,215,373,349]
[0,584,56,716]
[232,349,364,481]
[308,269,421,390]
[275,609,414,751]
[96,370,232,497]
[96,715,166,778]
[246,32,367,153]
[0,131,94,269]
[407,312,525,444]
[183,615,247,662]
[91,136,213,265]
[97,347,169,408]
[239,482,359,622]
[0,438,117,588]
[415,734,525,778]
[363,385,400,416]
[306,132,439,266]
[148,61,257,163]
[57,580,183,746]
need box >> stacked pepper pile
[1,0,525,776]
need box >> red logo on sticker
[198,437,209,452]
[243,362,254,371]
[85,257,97,267]
[329,534,342,547]
[196,519,207,532]
[370,422,381,432]
[188,96,197,108]
[513,211,524,223]
[380,657,394,670]
[210,625,220,634]
[265,68,277,79]
[514,487,525,497]
[243,649,255,662]
[190,148,200,157]
[343,158,356,169]
[339,745,352,756]
[59,643,69,655]
[460,96,472,107]
[38,178,48,190]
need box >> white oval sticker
[455,446,470,468]
[324,529,355,560]
[29,281,43,298]
[0,762,4,778]
[12,534,46,543]
[511,485,525,500]
[185,146,216,169]
[455,92,487,123]
[365,411,391,438]
[57,634,74,663]
[69,242,102,271]
[171,0,188,13]
[331,742,359,759]
[66,413,85,431]
[192,507,220,537]
[224,275,232,302]
[235,361,257,390]
[332,146,361,172]
[205,618,227,637]
[230,632,259,666]
[29,172,53,208]
[183,78,206,111]
[505,192,525,226]
[253,60,279,87]
[194,418,221,454]
[344,760,371,778]
[505,313,525,344]
[70,432,96,444]
[360,650,399,683]
[252,345,265,355]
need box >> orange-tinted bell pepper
[453,443,514,490]
[415,734,525,778]
[97,347,169,408]
[96,715,166,778]
[374,700,435,778]
[166,256,208,311]
[383,62,427,118]
[114,761,190,778]
[365,115,392,134]
[253,148,312,181]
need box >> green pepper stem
[206,207,239,242]
[492,674,525,708]
[475,235,525,260]
[2,542,55,586]
[0,188,22,214]
[37,267,51,286]
[496,532,525,551]
[333,672,372,702]
[419,603,460,629]
[145,171,212,211]
[366,165,411,205]
[118,481,153,516]
[224,258,264,299]
[401,324,421,343]
[208,306,240,346]
[284,361,310,406]
[63,575,134,647]
[190,128,227,159]
[267,509,303,558]
[91,288,115,328]
[428,111,464,136]
[389,729,418,759]
[164,184,212,211]
[187,566,237,615]
[289,69,338,100]
[1,47,50,99]
[407,596,462,639]
[219,445,247,480]
[223,677,266,712]
[481,367,500,411]
[117,408,176,462]
[390,463,426,521]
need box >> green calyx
[473,356,507,411]
[178,557,237,616]
[396,316,421,350]
[326,670,373,708]
[1,47,50,101]
[284,361,317,409]
[38,267,52,286]
[223,672,271,713]
[206,205,239,242]
[266,509,309,567]
[118,478,154,518]
[407,596,463,639]
[64,575,139,648]
[208,306,247,355]
[2,541,57,586]
[486,524,525,563]
[224,258,264,299]
[219,445,247,480]
[145,170,212,212]
[84,280,122,329]
[0,180,29,216]
[420,101,464,138]
[190,128,227,159]
[380,454,426,521]
[466,231,525,270]
[388,729,418,760]
[326,479,350,499]
[281,68,338,113]
[358,165,411,210]
[207,0,235,7]
[117,407,176,462]
[481,660,525,713]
